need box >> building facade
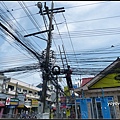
[0,75,42,118]
[74,57,120,119]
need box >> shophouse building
[0,74,52,118]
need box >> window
[34,92,38,95]
[29,91,32,94]
[8,85,14,91]
[17,87,21,93]
[96,102,103,119]
[23,89,27,94]
[92,97,97,118]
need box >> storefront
[5,97,19,118]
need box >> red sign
[6,98,10,105]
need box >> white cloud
[1,1,120,86]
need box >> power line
[64,1,110,9]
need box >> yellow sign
[90,73,120,89]
[64,86,70,96]
[32,99,38,107]
[66,109,70,118]
[17,104,24,108]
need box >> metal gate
[95,97,111,118]
[76,97,116,119]
[76,98,91,119]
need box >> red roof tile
[81,77,93,87]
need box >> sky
[1,1,120,88]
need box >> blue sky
[1,1,120,88]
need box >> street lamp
[37,2,42,9]
[37,2,43,14]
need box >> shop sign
[73,84,77,89]
[17,104,24,108]
[60,97,66,103]
[17,93,25,102]
[25,100,31,106]
[10,98,19,106]
[6,97,10,105]
[25,100,31,108]
[32,99,39,107]
[18,101,24,108]
[64,86,70,96]
[6,97,19,106]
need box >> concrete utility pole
[15,82,18,98]
[52,66,61,118]
[36,2,65,113]
[56,76,60,118]
[41,1,54,113]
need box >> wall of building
[83,90,120,118]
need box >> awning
[25,105,32,108]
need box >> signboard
[25,100,31,108]
[18,101,24,108]
[91,73,120,88]
[60,97,66,108]
[17,93,25,102]
[17,104,24,108]
[10,98,19,106]
[73,84,77,89]
[66,109,70,118]
[6,97,19,106]
[32,99,39,107]
[64,86,70,96]
[0,93,13,99]
[60,97,66,103]
[6,97,10,105]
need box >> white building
[0,74,53,118]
